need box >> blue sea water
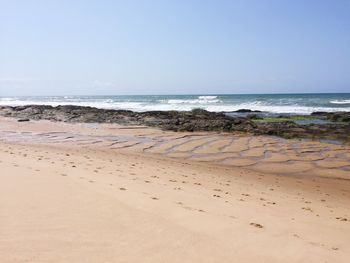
[1,93,350,114]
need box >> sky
[1,0,350,96]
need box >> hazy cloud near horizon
[1,0,350,96]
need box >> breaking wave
[1,94,350,114]
[330,100,350,104]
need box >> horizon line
[1,92,350,97]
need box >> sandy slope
[0,118,350,262]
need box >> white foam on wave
[0,98,143,110]
[165,99,220,104]
[112,101,350,114]
[138,104,350,114]
[162,95,220,104]
[198,95,217,100]
[1,96,350,114]
[330,100,350,104]
[205,105,350,114]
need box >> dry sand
[0,117,349,262]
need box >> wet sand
[0,117,349,262]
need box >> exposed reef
[0,105,349,142]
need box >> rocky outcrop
[1,105,349,142]
[0,105,254,132]
[229,109,262,113]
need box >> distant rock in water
[233,109,262,113]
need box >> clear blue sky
[1,0,350,95]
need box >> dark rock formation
[233,109,262,113]
[0,105,254,133]
[17,118,30,122]
[1,105,349,142]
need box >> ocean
[1,93,350,115]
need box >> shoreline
[1,116,350,180]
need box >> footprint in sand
[335,217,348,221]
[250,222,264,228]
[302,207,313,212]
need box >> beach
[2,0,350,261]
[1,116,349,262]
